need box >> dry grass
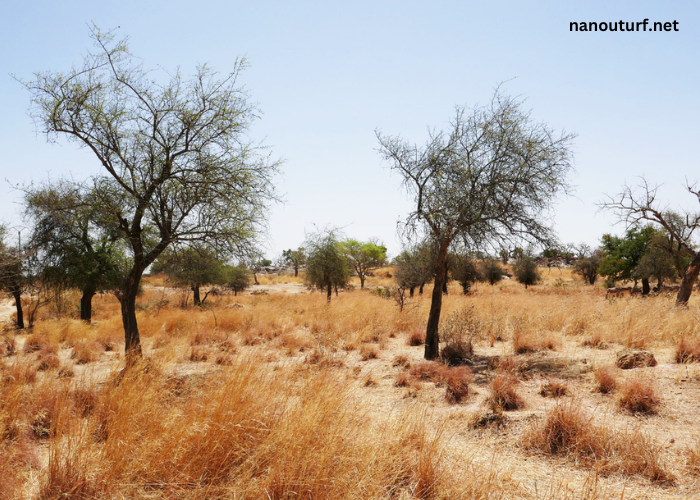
[594,365,618,394]
[522,402,674,484]
[539,378,568,398]
[617,376,660,414]
[3,270,700,498]
[676,336,700,363]
[487,373,524,411]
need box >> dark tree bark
[119,270,143,361]
[192,284,201,306]
[80,287,96,322]
[677,253,700,305]
[641,278,650,296]
[12,289,24,330]
[360,275,366,289]
[409,287,415,297]
[326,283,332,303]
[425,241,449,360]
[419,283,424,295]
[294,265,299,277]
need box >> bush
[676,337,700,363]
[618,377,659,414]
[539,379,567,398]
[487,373,523,411]
[480,258,504,286]
[512,257,541,288]
[594,365,618,394]
[439,307,476,365]
[407,329,424,346]
[522,402,673,483]
[444,366,472,404]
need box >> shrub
[522,402,673,483]
[407,329,424,346]
[444,366,472,404]
[618,377,659,414]
[439,307,476,365]
[71,340,101,364]
[539,379,567,398]
[594,365,617,394]
[513,256,541,288]
[487,373,523,411]
[676,337,700,363]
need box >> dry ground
[2,268,700,499]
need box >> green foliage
[340,239,387,288]
[480,258,504,286]
[225,264,252,296]
[451,254,482,294]
[304,230,350,301]
[513,256,541,288]
[573,249,604,285]
[393,242,435,291]
[598,226,658,286]
[282,248,306,276]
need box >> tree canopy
[378,91,575,359]
[304,229,349,302]
[340,239,387,289]
[22,28,279,358]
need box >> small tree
[0,228,26,329]
[23,28,278,358]
[573,249,603,285]
[602,179,700,305]
[152,246,228,306]
[513,256,541,288]
[480,258,505,286]
[341,239,387,288]
[451,254,482,294]
[24,182,123,321]
[393,241,435,296]
[598,226,656,292]
[282,248,306,277]
[304,229,349,302]
[378,91,574,359]
[225,264,252,296]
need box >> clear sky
[1,0,698,259]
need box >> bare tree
[601,178,700,305]
[21,28,279,359]
[378,91,575,359]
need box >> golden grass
[3,268,700,498]
[522,401,674,484]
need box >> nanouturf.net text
[570,19,679,32]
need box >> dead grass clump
[409,361,447,383]
[522,402,673,483]
[407,329,424,346]
[444,367,472,404]
[216,354,235,366]
[594,365,618,394]
[395,371,411,387]
[24,333,57,354]
[359,344,379,361]
[685,438,700,475]
[37,353,61,371]
[392,354,410,368]
[0,335,16,356]
[513,330,560,354]
[95,330,120,352]
[71,340,102,364]
[468,411,509,430]
[439,307,476,365]
[539,379,568,398]
[189,346,210,362]
[676,337,700,363]
[617,377,660,414]
[582,332,606,349]
[487,373,523,411]
[57,363,74,378]
[2,362,38,384]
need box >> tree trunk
[409,287,415,297]
[294,265,299,277]
[360,275,365,289]
[326,283,332,303]
[642,278,650,296]
[192,284,201,306]
[676,252,700,305]
[80,287,96,322]
[442,268,449,294]
[334,285,338,297]
[120,272,143,361]
[425,241,449,360]
[419,283,424,295]
[12,289,24,329]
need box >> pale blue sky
[1,1,698,258]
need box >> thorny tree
[602,178,700,305]
[378,92,575,359]
[22,28,279,359]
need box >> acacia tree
[151,246,228,306]
[573,248,603,285]
[378,92,574,359]
[282,248,306,277]
[602,179,699,304]
[24,182,123,321]
[0,227,25,329]
[304,229,349,302]
[23,29,278,358]
[341,239,387,288]
[513,256,540,288]
[393,241,435,296]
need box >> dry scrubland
[3,269,700,499]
